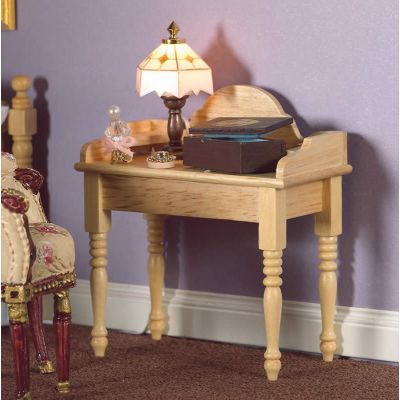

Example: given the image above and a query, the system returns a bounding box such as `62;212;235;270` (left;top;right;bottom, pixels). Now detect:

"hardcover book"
188;116;293;136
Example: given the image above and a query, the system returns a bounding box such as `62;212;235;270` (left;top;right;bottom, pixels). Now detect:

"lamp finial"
162;21;185;44
168;21;179;40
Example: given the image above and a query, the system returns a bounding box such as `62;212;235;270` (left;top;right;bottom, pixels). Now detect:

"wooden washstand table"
74;85;352;381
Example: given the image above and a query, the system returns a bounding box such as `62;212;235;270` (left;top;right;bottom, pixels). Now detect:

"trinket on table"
103;105;135;163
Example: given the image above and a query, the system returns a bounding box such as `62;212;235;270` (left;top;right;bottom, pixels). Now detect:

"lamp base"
162;95;188;160
162;144;183;160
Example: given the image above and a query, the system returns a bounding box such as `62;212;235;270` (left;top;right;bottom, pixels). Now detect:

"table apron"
100;175;324;223
102;175;260;223
285;181;323;219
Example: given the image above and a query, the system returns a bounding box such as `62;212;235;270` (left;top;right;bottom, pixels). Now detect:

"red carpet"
1;325;398;399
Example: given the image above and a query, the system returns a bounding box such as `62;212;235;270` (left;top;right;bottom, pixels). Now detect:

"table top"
75;155;284;188
75;136;352;190
75;86;352;189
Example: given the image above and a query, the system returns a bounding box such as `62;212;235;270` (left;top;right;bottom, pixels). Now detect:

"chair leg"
53;290;72;393
8;302;31;400
27;296;55;373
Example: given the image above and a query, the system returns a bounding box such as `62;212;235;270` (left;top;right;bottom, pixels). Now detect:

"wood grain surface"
75;84;352;382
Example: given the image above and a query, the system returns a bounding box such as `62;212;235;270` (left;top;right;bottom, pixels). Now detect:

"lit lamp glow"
136;21;213;158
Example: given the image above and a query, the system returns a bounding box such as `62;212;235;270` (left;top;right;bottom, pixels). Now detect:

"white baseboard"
62;279;398;362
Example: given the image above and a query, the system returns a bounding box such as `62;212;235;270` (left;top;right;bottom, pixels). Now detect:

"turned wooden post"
144;214;166;340
263;250;283;381
89;232;109;356
259;188;286;381
8;75;37;168
315;176;342;361
161;95;188;158
84;172;111;357
318;236;338;361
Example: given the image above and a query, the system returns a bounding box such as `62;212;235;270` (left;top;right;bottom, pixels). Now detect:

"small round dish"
146;160;176;169
146;150;176;169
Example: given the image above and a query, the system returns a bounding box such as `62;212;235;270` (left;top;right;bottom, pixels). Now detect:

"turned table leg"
144;214;166;340
259;188;286;381
315;176;342;362
263;250;283;381
318;236;338;361
89;232;109;356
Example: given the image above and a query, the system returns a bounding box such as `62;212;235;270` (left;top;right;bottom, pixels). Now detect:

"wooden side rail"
80;119;168;163
277;131;352;187
8;75;37;168
189;86;351;186
190;85;304;149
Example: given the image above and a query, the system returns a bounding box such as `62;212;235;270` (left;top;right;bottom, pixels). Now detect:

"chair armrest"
1;153;47;223
2;171;47;223
1;189;35;285
15;168;44;194
13;167;47;222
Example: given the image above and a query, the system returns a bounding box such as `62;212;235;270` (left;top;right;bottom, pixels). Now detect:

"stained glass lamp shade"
137;42;213;98
136;22;213;157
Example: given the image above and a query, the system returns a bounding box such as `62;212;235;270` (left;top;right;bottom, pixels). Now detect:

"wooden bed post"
8;75;37;168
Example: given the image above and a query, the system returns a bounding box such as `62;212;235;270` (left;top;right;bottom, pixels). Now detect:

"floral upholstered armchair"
1;152;76;400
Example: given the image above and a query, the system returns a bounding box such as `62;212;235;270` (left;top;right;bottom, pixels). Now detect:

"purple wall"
2;0;398;311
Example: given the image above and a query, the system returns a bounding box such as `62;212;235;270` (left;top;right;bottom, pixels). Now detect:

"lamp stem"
161;95;188;159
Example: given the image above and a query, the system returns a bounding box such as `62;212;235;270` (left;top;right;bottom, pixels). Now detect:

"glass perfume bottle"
104;106;131;142
103;105;134;163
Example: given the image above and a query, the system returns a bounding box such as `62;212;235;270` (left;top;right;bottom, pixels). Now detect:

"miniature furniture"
75;85;352;381
1;153;76;399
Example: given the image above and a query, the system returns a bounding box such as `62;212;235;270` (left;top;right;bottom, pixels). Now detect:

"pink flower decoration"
42;244;53;265
35;225;58;234
102;136;135;157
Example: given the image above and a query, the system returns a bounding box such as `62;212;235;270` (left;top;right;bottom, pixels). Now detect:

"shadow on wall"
262;87;311;137
201;25;252;89
165;217;262;297
150;8;394;347
1;77;52;217
165;218;181;290
335;133;388;352
164;25;389;314
164;24;253;293
32;77;51;218
1;83;14;152
274;105;389;311
338;133;388;304
164;129;388;350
